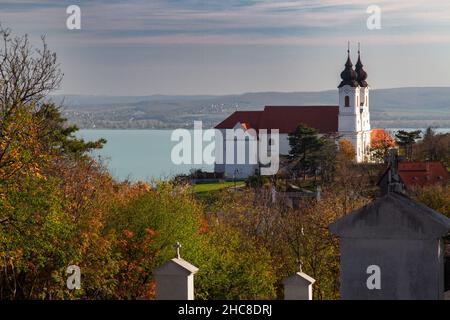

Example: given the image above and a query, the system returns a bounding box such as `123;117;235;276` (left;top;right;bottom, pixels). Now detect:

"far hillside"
55;87;450;129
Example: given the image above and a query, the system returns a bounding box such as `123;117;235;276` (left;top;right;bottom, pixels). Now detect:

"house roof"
329;192;450;239
215;111;262;131
153;257;199;275
282;272;316;286
398;161;449;188
215;106;339;134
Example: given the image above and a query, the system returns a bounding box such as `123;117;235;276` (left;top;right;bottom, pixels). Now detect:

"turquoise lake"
77;130;213;182
78;128;449;182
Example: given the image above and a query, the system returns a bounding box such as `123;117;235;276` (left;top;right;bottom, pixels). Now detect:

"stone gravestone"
283;263;316;300
153;242;199;300
329;192;450;300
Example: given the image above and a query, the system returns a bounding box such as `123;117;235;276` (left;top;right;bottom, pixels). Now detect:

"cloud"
1;0;450;46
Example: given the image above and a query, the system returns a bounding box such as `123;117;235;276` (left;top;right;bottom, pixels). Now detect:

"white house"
214;47;373;179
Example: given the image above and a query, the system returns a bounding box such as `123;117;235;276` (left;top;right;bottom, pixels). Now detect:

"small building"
153;242;199;300
283;270;316;300
329;192;450;300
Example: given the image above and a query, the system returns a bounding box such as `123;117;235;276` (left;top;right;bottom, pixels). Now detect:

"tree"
34;103;106;160
316;134;339;183
288;124;325;179
0;102;44;183
395;130;421;160
105;182;205;299
0;176;74;299
411;185;450;218
338;139;356;163
210;184;371;299
0;27;104;183
0;27;110;300
195;223;276;300
0;26;63;112
415;127;450;167
370;129;396;163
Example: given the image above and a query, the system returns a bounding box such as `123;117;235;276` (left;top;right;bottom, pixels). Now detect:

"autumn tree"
0;102;44;182
338;139;355;162
209;185;371;300
0;174;74;299
195;223;276;300
410;184;450;218
370;129;396;163
414;128;450;167
0;26;108;299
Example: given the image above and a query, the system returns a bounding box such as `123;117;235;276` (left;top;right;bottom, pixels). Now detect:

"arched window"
345;95;350;107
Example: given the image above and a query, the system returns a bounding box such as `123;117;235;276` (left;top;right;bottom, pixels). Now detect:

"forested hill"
55;87;450;129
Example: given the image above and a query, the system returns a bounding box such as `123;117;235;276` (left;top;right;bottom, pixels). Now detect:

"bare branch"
0;26;63;114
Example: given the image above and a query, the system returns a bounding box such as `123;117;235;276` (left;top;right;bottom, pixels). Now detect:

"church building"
214;47;374;179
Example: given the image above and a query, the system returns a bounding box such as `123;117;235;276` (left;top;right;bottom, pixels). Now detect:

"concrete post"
283;264;315;300
153;242;199;300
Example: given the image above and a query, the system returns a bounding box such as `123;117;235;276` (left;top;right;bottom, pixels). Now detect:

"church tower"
338;44;371;162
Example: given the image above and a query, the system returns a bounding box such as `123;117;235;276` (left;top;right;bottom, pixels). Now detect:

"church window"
345;96;350;107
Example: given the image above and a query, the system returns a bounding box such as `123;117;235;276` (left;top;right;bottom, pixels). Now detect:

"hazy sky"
1;0;450;95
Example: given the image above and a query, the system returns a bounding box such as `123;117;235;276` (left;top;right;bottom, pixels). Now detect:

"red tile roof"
398;161;449;188
215;111;262;131
215;106;339;134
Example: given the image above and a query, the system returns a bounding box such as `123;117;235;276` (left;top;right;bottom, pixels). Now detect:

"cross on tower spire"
355;42;368;87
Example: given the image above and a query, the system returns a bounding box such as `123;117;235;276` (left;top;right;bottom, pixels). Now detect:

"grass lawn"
193;181;246;194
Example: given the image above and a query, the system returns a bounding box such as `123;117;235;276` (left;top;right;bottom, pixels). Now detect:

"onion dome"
355;46;368;87
338;48;358;88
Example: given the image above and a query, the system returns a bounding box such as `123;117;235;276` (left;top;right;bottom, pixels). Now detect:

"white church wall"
338;80;371;163
339;116;357;133
214;129;226;173
216;126;260;179
279;134;290;155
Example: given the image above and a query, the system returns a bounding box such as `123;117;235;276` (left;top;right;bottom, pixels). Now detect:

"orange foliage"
0;104;47;183
338;139;355;161
113;226;159;299
371;128;396;149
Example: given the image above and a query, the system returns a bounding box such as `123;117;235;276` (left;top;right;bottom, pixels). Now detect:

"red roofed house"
378;160;449;194
214;48;373;178
397;161;449;189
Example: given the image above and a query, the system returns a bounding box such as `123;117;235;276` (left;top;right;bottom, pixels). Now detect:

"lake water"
78;128;450;182
77;130;213;182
